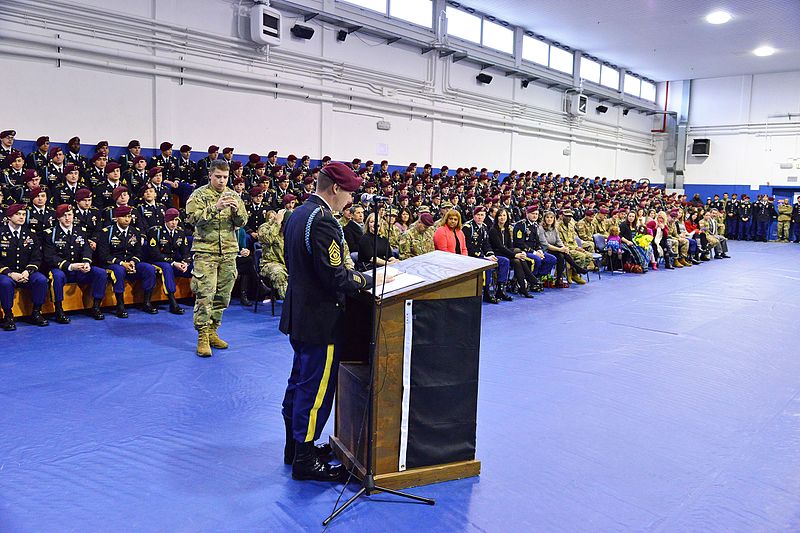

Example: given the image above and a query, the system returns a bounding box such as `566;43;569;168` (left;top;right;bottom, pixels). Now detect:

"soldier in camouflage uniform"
185;159;248;357
556;210;594;284
575;209;597;252
398;212;435;260
777;199;793;242
257;209;288;299
385;206;403;252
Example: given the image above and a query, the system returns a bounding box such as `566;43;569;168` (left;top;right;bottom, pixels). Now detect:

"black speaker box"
290;24;315;40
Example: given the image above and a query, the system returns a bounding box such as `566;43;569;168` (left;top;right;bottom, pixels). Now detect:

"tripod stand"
322;197;435;526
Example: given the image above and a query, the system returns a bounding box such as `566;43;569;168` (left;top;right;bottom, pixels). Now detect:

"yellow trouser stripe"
305;344;335;442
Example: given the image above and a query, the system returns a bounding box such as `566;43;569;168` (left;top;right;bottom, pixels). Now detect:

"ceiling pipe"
651;80;669;133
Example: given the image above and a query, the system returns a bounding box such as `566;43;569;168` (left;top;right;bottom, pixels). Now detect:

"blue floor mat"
1;241;799;532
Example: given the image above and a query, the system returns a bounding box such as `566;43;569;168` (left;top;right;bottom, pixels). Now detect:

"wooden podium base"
329;435;481;491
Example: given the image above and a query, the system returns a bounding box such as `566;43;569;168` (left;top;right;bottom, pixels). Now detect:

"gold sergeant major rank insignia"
328;239;341;266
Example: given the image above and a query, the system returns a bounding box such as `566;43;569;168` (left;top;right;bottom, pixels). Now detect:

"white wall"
686;71;800;186
1;0;660;180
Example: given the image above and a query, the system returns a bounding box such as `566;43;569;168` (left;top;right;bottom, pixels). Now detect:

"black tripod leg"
372;485;436;505
323;486;366;526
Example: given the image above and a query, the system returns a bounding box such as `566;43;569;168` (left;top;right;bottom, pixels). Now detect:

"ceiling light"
705;11;732;24
753;46;775;57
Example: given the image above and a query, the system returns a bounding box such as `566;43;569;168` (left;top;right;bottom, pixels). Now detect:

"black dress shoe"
88;307;105;320
30;311;49;327
2;318;16;331
283;442;334;465
292;445;346;482
55;313;71;324
141;303;159;315
116;306;129;319
169;305;185;315
482;293;499;304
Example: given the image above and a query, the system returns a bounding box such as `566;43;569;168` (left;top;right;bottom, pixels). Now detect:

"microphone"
359;193;390;203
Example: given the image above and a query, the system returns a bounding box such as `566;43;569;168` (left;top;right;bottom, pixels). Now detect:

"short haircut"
209;159;230;174
317;170;334;192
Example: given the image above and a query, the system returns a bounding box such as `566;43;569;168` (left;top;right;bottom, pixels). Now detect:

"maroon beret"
127;140;141;149
222;147;233;154
320;162;362;192
6;150;23;163
249;153;260;164
282;194;297;206
473;206;486;214
287;154;297;162
49;146;63;158
179;145;192;152
112;187;129;201
267;151;278;158
24;169;38;181
669;209;679;217
75;188;92;202
91;152;105;163
5;203;26;217
249;186;264;197
321;155;332;163
133;156;146;164
0;130;15;138
64;164;78;174
419;213;434;227
148;166;163;178
105;162;121;174
36;136;50;147
113;205;132;218
96;140;109;149
230;161;243;171
525;206;539;214
164;208;180;222
233;177;245;186
140;182;154;193
599;207;609;215
68;136;80;144
209;145;220;153
55;204;72;218
28;186;44;199
254;162;266;170
159;142;173;151
303;176;315;185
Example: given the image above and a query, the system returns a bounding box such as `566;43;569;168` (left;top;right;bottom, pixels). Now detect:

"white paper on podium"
368;266;425;295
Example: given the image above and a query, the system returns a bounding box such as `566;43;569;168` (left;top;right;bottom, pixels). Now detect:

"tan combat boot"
196;327;212;357
208;326;229;349
571;271;587;285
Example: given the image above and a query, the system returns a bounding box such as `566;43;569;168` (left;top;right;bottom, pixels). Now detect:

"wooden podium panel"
332;251;493;490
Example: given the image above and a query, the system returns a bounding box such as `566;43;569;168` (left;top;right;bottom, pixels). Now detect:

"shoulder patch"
328;239;342;266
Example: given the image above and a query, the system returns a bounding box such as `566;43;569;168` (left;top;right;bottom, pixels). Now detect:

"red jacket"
433;225;468;255
684;219;702;233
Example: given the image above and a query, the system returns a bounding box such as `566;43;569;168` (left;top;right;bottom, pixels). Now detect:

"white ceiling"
468;0;800;81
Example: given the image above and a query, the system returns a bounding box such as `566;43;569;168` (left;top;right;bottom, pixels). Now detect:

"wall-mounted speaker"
596;105;608;114
476;73;493;84
290;24;315;40
691;138;710;156
337;30;348;42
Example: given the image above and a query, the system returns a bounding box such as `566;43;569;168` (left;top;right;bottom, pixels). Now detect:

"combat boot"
2;309;16;331
142;290;159;314
196;327;212;357
208;326;229;349
54;302;71;324
570;271;587;285
482;284;499;304
29;306;49;327
88;298;105;320
292;441;345;482
496;283;513;301
283;418;333;465
115;293;128;318
167;292;185;315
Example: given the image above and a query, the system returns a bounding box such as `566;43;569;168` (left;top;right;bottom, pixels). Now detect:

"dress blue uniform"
280;193;370;445
0;219;48;326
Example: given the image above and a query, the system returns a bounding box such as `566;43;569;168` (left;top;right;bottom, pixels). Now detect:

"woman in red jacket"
684;210;710;260
433;209;468;255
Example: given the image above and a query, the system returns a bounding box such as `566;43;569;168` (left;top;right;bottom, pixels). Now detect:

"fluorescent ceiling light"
753;46;776;57
705;11;732;24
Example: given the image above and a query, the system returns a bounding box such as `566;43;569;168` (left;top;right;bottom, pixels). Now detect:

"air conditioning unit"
250;3;282;46
566;93;587;116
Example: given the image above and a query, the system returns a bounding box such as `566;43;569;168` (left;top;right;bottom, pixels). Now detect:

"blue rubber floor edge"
1;240;799;532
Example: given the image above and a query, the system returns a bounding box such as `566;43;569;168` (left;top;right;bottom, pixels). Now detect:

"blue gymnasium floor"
2;240;800;532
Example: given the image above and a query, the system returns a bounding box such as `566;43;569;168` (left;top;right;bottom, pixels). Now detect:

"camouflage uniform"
398;225;435;260
574;217;596;252
257;220;288;299
557;220;593;269
186;184;248;331
777;203;792;241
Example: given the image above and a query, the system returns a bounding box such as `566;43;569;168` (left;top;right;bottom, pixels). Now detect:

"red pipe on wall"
651;80;669;133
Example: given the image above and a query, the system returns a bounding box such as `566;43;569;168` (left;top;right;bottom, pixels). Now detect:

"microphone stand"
323;196;435;526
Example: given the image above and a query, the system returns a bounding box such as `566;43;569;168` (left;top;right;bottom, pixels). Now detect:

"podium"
331;251;495;491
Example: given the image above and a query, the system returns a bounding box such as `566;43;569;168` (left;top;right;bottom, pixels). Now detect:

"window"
338;0;386;13
446;6;481;44
522;35;548;65
482;20;513;54
600;65;619;90
641;81;656;101
580;57;600;84
549;46;573;75
623;74;641;97
390;0;432;28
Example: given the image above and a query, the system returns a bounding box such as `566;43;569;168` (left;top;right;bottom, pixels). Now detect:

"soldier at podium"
279;161;392;482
